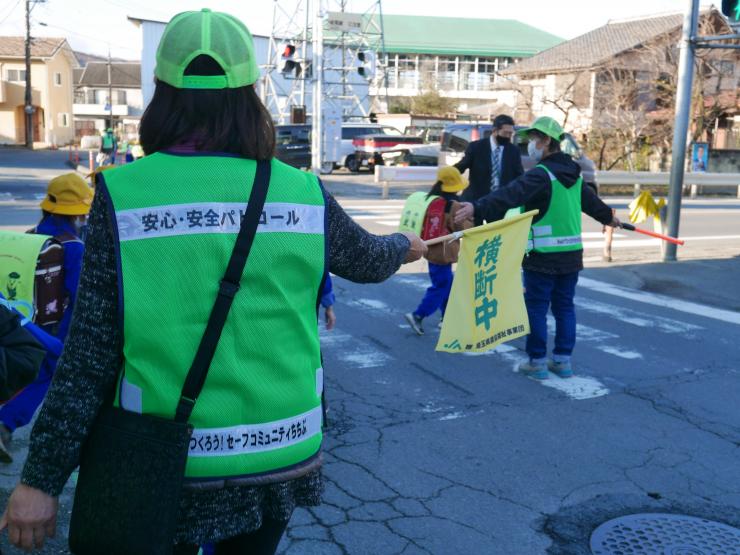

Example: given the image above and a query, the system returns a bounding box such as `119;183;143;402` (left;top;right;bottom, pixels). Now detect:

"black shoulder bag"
69;160;271;555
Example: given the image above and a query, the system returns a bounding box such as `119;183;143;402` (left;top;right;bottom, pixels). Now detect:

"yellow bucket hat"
437;166;468;193
40;173;94;216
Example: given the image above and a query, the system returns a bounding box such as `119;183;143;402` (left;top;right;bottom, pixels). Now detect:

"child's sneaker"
519;360;548;380
404;313;424;336
548;359;573;378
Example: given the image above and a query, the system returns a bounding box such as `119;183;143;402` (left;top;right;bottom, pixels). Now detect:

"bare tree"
587;11;738;171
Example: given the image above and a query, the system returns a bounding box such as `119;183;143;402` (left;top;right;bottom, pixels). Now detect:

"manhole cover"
590;513;740;555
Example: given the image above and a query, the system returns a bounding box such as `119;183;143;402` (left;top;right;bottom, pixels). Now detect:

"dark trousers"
174;517;289;555
523;270;579;360
414;263;453;319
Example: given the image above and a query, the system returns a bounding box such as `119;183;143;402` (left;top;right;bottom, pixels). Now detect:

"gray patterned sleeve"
325;192;410;283
21;189;122;497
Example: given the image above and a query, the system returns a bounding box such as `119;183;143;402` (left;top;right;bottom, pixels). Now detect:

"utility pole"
24;0;33;148
107;48;113;130
663;0;700;262
311;2;324;175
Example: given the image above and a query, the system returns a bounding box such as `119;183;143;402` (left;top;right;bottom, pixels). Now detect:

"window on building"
74;90;85;104
397;55;418;89
476;58;498;90
54;72;62;86
458;56;476;91
58;113;69;127
418;55;436;89
655;72;673;109
437;57;456;90
116;90;127;105
386;55;398;88
6;69;27;82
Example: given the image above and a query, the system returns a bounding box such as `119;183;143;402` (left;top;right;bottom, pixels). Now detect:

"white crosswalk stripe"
321;271;740;401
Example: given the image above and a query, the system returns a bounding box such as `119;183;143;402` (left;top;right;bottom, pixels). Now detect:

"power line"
39;21;140;54
0;0;22;25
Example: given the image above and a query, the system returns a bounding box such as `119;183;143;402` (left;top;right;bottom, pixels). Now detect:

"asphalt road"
0;150;738;554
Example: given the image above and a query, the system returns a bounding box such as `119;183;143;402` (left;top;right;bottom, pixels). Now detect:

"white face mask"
528;140;545;163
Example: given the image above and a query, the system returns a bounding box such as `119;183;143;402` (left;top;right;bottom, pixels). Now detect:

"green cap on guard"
155;8;260;89
517;116;565;141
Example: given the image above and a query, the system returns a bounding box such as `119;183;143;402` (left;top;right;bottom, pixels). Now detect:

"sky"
0;0;717;60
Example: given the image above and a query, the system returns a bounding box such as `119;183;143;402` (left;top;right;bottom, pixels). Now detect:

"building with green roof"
378;15;562;58
361;14;562;115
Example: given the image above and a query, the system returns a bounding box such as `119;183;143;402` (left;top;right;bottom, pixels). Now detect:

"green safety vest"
102;133;114;149
103;153;326;481
398;192;439;235
528;164;583;253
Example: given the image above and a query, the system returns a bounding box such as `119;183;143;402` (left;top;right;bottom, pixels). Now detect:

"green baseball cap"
155;8;260;89
517;116;565;142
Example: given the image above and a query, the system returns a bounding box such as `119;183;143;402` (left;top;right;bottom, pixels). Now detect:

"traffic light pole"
663;0;700;262
311;3;324;176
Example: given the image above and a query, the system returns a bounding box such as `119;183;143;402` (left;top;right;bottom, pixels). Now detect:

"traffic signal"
357;50;375;81
279;43;302;78
722;0;740;24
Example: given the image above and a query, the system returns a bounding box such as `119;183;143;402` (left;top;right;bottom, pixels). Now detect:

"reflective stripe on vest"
115;201;324;241
104;154;325;481
529;165;582;253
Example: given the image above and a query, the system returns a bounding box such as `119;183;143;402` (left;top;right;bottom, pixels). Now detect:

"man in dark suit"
454;115;524;210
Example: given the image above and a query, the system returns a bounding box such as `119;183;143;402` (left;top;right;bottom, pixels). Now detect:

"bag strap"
174;159;271;423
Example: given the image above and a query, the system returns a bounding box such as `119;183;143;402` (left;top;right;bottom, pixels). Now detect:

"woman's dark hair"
427;180;444;199
139;55;275;159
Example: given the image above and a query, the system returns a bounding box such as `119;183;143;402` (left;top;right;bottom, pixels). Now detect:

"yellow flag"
436;210;537;354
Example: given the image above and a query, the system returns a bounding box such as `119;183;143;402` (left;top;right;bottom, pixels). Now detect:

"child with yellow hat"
0;172;93;462
404;166;472;335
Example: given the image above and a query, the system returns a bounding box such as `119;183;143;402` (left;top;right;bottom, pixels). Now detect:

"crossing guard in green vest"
454;116;620;380
100;8;327;483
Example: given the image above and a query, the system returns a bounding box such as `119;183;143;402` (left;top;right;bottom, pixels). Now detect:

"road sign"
326;12;363;33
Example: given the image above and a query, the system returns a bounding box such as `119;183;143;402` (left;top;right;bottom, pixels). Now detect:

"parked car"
380;143;440;167
352;133;424;173
274;124;333;174
340;123;400;171
276;123;402;173
438;123;598;194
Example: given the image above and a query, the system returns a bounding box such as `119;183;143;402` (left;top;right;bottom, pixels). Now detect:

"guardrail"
595;171;740;199
375;166;740;199
374;166;438;198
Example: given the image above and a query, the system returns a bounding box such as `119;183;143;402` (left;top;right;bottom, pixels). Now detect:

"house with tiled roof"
0;36;77;146
498;9;739;153
73;61;143;140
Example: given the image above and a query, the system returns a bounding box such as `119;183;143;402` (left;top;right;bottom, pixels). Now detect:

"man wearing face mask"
454;114;523;222
455;117;619;380
0;173;92;462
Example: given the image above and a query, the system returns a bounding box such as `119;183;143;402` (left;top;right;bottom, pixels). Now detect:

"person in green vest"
455;117;620;380
99;128;117;165
1;8;426;554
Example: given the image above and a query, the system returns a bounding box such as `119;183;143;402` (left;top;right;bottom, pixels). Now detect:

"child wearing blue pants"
0;173;91;462
405;167;472;335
